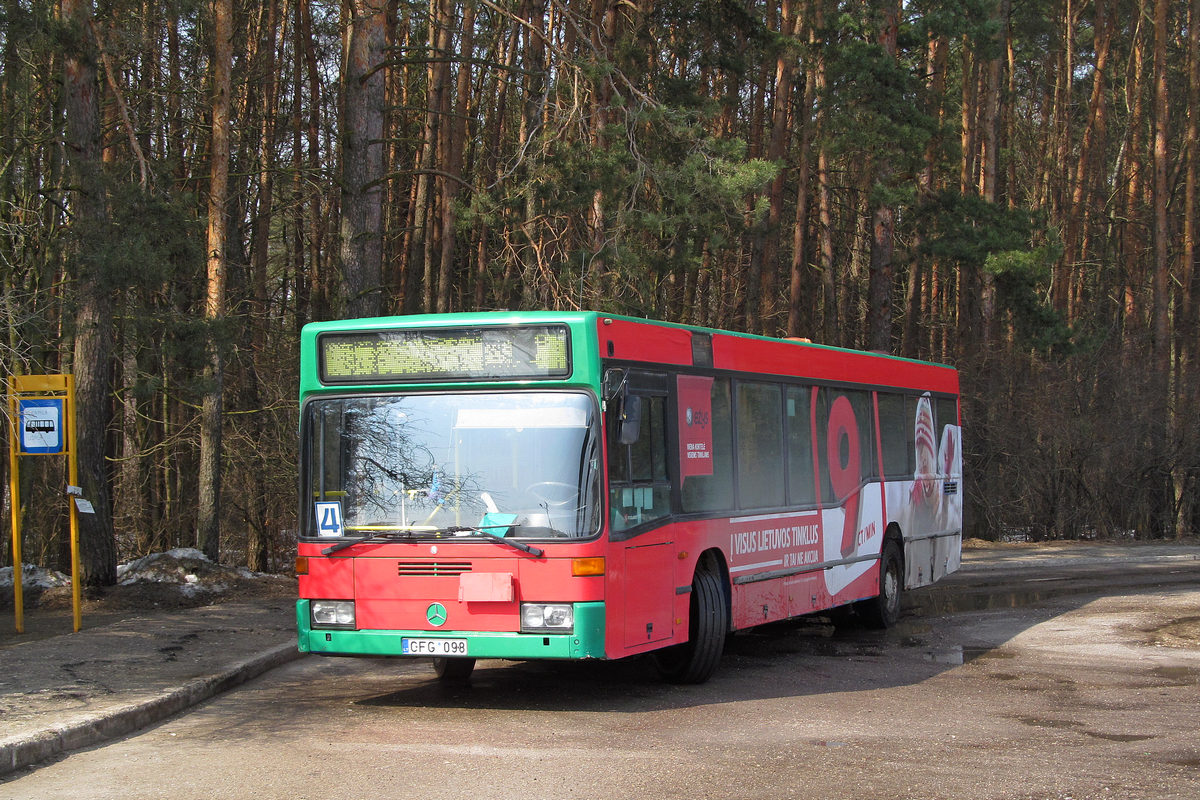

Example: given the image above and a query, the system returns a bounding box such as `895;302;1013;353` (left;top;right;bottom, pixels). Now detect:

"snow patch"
116;548;259;588
0;563;71;591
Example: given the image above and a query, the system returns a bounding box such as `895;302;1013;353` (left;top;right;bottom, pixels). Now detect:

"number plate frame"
401;638;468;656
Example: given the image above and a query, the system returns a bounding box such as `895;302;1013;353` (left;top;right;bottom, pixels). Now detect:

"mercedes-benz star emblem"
426;603;448;627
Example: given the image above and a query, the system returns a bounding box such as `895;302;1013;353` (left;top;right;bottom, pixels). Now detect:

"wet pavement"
2;541;1198;778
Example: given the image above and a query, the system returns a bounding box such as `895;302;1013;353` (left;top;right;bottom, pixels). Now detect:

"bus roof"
301;311;958;396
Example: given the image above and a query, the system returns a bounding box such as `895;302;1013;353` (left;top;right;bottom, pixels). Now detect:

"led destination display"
320;325;571;384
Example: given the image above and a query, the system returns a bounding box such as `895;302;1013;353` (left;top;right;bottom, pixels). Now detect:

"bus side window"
816;387;877;502
608;393;670;533
786;386;817;506
877;392;911;478
935;395;960;479
935;396;959;431
904;395;922;473
736;382;784;509
815;389;834;503
629;395;667;483
680;377;733;513
851;390;878;480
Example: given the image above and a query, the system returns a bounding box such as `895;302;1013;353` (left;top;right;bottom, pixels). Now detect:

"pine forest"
1;0;1198;583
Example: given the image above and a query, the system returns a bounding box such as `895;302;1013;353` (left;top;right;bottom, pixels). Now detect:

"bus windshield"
302;391;601;540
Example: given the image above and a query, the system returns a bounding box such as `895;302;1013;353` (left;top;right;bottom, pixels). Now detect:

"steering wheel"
524;481;578;508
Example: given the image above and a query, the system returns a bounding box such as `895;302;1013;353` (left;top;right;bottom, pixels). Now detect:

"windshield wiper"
442;526;544;557
322;525;544;557
321;528;428;555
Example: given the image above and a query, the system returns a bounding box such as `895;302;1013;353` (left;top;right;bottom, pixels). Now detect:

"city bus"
294;311;963;683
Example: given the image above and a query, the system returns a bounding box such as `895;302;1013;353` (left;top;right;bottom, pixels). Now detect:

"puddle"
921;646;967;665
799;638;886;660
1149;665;1200;685
917;644;1013;666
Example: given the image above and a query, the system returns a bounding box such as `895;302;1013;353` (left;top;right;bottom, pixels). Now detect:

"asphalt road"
3;576;1198;800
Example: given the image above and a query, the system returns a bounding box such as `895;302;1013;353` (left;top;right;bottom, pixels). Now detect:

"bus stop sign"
18;398;65;455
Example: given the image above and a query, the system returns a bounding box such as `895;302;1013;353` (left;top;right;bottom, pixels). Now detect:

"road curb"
0;642;304;778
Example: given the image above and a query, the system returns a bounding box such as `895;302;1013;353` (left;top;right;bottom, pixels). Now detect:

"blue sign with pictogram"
18;398;65;454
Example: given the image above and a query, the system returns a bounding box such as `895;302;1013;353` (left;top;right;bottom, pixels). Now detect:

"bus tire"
432;657;476;683
856;540;903;628
651;568;728;684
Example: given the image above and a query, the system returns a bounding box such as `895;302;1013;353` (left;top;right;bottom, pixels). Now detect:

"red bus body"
296;313;962;682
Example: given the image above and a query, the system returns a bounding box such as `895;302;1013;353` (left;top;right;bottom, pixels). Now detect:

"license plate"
402;638;468;656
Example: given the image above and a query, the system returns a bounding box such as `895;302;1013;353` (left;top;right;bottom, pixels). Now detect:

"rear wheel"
652;568;728;684
856;540;903;628
432;657;476;684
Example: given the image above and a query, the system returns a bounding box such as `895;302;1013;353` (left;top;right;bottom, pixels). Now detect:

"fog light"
311;600;355;629
520;603;573;633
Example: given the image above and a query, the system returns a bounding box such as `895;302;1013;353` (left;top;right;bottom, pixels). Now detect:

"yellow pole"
66;375;81;632
8;378;23;634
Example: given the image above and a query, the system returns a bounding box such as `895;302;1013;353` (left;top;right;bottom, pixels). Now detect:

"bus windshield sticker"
319;325;571;384
314;501;344;538
677;374;714;477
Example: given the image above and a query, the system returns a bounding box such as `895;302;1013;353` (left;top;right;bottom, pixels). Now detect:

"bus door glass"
605;369;674;648
605;372;671;534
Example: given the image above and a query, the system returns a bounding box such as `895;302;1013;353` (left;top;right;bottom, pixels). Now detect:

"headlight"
520;603;574;633
311;600;356;629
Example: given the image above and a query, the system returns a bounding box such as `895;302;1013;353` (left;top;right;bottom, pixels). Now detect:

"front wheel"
856;540;903;628
432;657;476;684
652;569;728;684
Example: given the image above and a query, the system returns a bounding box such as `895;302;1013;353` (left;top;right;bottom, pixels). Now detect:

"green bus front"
294;313;611;666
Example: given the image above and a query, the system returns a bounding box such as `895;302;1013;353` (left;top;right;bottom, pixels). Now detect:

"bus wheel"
652;569;728;684
856;540;903;628
432;657;476;684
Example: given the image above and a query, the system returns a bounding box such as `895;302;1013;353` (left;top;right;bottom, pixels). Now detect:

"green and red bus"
295;312;963;683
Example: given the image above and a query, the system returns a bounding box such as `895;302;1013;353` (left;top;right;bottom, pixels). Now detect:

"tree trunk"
752;0;799;336
245;0;281;572
812;0;836;343
978;0;1010;347
903;31;946;359
788;1;816;339
866;0;899;353
1151;0;1172;535
1063;0;1111;320
437;0;472;313
198;0;233;562
298;0;327;322
62;0;117;586
1051;0;1075;314
339;0;387;318
1181;0;1200;535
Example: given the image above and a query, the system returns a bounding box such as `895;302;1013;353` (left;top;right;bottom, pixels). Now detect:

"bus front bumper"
296;599;606;660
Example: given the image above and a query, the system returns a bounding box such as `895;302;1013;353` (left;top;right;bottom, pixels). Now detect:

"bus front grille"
396;561;473;577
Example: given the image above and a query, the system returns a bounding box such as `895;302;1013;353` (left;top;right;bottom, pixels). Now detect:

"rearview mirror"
618;394;643;446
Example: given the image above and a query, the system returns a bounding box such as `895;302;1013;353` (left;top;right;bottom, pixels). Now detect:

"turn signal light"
571;557;605;576
294;556;309;576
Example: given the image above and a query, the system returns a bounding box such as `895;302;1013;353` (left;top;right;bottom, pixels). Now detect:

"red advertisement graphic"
677;374;714;477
